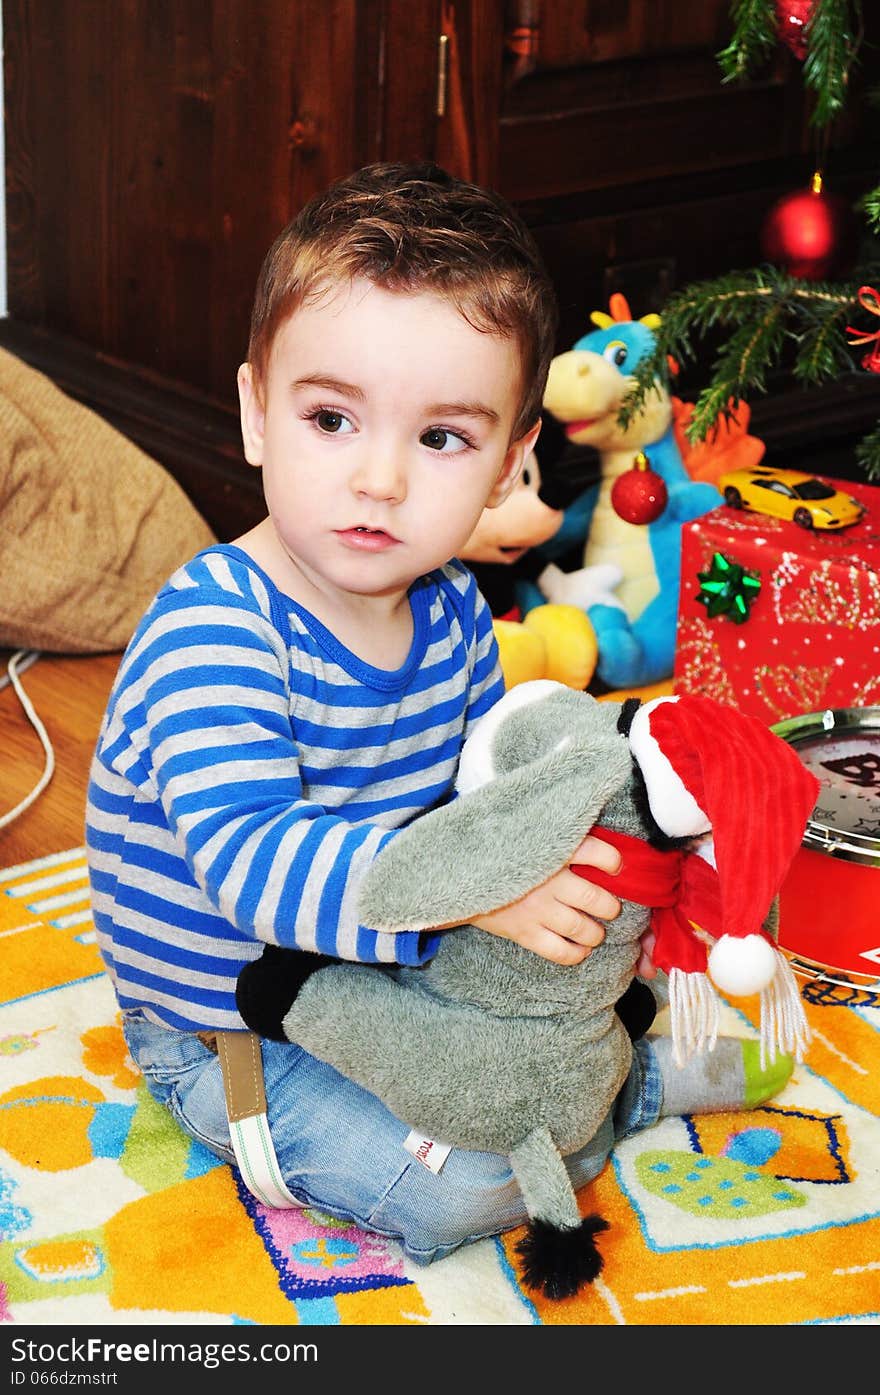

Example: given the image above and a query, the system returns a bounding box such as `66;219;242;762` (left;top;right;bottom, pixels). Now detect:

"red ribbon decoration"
846;285;880;373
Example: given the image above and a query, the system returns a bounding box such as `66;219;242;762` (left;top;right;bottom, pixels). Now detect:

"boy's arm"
110;586;435;967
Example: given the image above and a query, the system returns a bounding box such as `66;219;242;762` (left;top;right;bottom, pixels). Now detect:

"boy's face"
238;278;539;609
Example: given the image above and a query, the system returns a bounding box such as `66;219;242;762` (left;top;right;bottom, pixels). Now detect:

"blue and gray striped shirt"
85;545;503;1031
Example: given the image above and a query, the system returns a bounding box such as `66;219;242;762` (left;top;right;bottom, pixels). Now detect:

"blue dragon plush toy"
521;294;722;689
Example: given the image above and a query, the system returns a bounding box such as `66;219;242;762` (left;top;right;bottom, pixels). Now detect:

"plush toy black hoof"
236;944;335;1041
515;1215;610;1300
615;977;657;1042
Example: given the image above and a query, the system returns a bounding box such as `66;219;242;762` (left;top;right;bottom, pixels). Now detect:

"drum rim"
772;705;880;866
782;949;880;990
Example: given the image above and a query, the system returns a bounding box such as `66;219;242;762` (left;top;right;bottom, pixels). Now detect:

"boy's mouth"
337;525;400;550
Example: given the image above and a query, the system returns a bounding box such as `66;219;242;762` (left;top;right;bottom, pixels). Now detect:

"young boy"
86;162;792;1264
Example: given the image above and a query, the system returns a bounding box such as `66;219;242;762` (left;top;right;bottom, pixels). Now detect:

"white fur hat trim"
628;696;711;838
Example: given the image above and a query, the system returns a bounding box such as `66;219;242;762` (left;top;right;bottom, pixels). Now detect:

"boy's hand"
470;834;621;965
636;928;657;980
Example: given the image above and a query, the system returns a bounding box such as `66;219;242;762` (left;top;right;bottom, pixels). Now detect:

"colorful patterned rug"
2;848;879;1327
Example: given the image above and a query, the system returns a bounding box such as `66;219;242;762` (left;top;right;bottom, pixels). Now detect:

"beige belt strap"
216;1030;302;1208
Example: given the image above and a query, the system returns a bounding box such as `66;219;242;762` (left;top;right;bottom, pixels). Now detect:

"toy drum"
772;706;880;985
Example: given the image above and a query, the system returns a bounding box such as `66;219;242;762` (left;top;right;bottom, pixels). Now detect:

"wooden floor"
0;648;121;868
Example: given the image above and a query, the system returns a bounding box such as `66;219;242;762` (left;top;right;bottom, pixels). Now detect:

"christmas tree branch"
716;0;863;129
618;270;862;436
803;0;862;127
680;307;789;440
793;299;857;380
668;282;853;315
717;0;778;81
719;302;789;385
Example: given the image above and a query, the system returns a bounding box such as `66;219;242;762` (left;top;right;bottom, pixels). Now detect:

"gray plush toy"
237;680;819;1299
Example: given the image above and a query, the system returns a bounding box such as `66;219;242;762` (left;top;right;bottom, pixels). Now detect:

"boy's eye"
314;408;354;434
421;427;470;454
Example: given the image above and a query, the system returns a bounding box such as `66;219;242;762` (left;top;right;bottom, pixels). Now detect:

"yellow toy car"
718;465;865;530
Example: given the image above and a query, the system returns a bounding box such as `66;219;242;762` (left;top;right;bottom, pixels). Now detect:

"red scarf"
572;824;739;975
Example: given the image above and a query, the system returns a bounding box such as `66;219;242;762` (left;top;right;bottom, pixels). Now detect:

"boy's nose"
350;449;407;502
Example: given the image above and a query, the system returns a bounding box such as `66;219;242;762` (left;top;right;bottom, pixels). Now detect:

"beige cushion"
0;346;217;654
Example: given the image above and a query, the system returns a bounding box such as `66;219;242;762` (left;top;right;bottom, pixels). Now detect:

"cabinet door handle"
436;32;449;117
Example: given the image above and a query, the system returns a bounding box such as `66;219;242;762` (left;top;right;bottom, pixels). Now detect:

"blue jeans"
122;1010;662;1264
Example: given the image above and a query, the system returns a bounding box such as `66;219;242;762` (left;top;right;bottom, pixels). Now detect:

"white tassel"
668;968;720;1067
759;950;811;1067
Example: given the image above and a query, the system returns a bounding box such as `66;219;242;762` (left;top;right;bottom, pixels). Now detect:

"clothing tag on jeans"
403;1129;452;1174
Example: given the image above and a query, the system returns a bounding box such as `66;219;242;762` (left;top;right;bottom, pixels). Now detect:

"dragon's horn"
589;310;614;329
640;312;662;330
609;292;632;322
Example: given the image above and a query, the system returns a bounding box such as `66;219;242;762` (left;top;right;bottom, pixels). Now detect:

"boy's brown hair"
246;162;558;440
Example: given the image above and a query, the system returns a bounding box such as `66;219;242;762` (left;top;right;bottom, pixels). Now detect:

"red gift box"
673;476;880;724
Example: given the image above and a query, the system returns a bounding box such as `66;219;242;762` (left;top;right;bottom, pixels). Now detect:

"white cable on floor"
0;650;55;829
0;648;39;691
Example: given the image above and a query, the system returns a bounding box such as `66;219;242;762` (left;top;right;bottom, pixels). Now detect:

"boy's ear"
237;362;265;468
485;418;542;508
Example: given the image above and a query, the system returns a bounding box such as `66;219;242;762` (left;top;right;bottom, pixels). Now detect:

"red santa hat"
628;694;820;1000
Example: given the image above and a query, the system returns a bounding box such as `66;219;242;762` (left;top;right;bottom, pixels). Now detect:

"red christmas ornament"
775;0;814;61
611;451;668;525
761;173;858;281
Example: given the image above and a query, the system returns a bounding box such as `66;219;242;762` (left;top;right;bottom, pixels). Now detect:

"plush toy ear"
357;695;633;933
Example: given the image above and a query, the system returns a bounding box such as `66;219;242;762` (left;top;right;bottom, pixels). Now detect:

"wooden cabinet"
3;1;880;538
